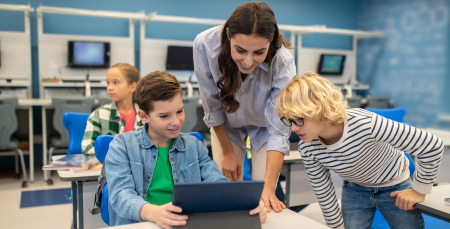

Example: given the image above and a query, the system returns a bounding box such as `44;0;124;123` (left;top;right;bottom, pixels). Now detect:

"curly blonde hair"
276;71;348;125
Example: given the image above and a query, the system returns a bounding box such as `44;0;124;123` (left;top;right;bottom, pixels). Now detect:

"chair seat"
50;136;65;148
0;138;18;151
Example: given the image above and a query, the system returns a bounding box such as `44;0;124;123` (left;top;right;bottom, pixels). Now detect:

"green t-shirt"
145;139;174;206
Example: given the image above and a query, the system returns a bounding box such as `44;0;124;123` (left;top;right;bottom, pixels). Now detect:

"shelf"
42;81;107;88
37;6;145;19
0;3;34;12
0;80;31;87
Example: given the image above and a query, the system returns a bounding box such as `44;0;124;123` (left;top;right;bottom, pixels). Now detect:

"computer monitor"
68;41;110;68
166;46;194;71
317;54;346;75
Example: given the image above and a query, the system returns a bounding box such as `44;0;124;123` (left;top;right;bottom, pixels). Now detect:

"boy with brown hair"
105;71;266;228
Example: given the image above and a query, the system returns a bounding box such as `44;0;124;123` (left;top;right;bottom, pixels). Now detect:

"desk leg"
29;106;34;183
78;181;84;229
42;107;48;182
72;181;77;229
285;164;291;208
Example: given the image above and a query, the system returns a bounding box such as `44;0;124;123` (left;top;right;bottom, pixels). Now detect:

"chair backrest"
97;96;112;107
365;107;406;123
366;96;390;109
180;96;199;133
95;135;115;164
52;96;94;147
63;112;91;155
0;96;19;150
346;96;362;108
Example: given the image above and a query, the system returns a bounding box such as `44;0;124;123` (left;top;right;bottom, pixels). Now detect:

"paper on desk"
42;154;102;171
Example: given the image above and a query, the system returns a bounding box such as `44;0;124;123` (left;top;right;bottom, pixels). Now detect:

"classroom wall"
0;0;360;162
0;0;359;97
357;0;450;129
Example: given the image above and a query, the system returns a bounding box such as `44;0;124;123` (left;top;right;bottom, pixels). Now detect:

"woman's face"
227;28;271;75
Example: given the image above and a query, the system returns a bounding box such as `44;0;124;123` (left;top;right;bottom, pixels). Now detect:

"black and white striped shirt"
299;109;444;228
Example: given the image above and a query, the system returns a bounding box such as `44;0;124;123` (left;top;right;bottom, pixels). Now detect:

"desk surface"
18;98;101;107
284;150;302;164
97;209;328;229
53;155;100;182
424;128;450;149
18;98;52;107
417;185;450;221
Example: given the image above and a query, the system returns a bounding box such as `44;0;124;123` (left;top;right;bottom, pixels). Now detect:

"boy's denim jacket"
105;123;229;226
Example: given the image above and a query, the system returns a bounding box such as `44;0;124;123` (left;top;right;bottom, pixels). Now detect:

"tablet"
172;181;264;214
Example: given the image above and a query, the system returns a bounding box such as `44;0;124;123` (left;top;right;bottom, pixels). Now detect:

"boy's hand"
143;203;188;229
390;188;426;210
222;150;242;181
250;201;267;223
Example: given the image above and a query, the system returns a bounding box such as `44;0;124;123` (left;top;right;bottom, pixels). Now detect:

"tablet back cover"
173;181;264;214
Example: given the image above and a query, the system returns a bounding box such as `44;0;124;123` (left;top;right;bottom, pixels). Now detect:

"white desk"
417;184;450;223
423;129;450;184
53;155;104;229
17;99;52;183
97;208;328;229
283;150;343;207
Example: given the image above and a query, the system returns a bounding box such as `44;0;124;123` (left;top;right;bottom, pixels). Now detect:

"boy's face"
138;93;185;145
291;117;326;143
106;68;136;103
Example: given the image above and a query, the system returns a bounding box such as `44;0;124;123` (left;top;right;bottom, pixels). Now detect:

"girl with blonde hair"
276;71;443;229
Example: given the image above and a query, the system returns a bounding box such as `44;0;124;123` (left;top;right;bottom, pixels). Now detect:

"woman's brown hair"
217;1;291;113
109;63;140;100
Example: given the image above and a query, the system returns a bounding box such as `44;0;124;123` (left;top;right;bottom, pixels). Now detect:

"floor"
0;167;73;229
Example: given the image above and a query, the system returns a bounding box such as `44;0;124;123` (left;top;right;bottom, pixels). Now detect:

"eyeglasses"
280;116;304;127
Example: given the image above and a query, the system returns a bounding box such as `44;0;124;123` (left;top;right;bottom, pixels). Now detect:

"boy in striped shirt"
276;71;443;229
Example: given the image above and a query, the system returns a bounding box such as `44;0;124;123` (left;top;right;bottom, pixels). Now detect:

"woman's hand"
261;185;286;213
140;203;188;229
390;188;426;210
250;201;268;223
222;150;242;181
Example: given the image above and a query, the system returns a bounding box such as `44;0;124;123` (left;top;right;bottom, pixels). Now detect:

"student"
105;71;267;228
82;63;144;155
275;71;444;229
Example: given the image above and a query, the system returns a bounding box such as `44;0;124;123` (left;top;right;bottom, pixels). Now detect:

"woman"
193;2;295;212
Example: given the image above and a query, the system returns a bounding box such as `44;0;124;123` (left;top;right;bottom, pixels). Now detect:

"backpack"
88;164;107;215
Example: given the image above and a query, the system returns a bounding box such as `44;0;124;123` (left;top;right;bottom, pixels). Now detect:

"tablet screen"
172;181;264;214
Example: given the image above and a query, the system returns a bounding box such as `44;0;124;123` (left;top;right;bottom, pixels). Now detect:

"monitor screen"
318;54;346;75
166;46;194;70
68;41;110;68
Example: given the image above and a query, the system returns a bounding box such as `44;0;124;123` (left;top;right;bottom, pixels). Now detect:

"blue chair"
63;112;91;155
365;107;406;123
47;112;91;185
366;108;417;228
94;132;205;226
94;135;114;225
